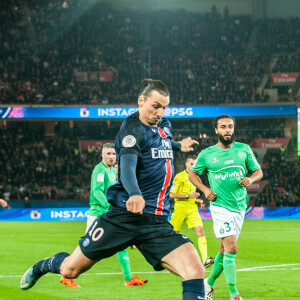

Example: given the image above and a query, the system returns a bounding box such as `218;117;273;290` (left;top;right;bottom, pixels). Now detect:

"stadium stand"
1;1;299;105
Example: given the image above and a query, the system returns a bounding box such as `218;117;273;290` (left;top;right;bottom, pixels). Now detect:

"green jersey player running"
189;115;263;300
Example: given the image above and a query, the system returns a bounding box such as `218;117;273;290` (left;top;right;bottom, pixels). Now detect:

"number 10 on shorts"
89;221;105;241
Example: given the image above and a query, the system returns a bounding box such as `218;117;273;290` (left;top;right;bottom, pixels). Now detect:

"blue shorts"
79;205;192;271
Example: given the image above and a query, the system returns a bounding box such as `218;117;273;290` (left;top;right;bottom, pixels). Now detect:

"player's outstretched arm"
0;198;8;207
177;137;199;152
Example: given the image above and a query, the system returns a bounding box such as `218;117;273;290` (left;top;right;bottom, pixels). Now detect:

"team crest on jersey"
212;157;219;163
122;135;136;147
163;127;170;135
83;238;90;247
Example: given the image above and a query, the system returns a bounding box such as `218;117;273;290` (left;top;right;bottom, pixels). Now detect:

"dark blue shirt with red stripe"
107;111;174;216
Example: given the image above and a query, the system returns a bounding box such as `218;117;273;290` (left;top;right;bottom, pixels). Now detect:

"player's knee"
227;244;237;254
185;262;205;280
60;267;80;279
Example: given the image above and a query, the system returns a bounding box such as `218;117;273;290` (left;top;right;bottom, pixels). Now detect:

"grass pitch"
0;219;299;299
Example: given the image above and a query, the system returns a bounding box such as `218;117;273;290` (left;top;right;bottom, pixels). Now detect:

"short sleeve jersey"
170;170;197;206
192;142;260;212
107;111;174;216
89;161;117;216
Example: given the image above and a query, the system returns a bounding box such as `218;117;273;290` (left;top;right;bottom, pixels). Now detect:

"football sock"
207;251;224;287
33;252;70;276
197;236;208;262
223;252;239;298
117;249;132;281
182;279;205;300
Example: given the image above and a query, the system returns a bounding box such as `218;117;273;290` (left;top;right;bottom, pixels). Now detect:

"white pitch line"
1;264;300;279
237;263;300;272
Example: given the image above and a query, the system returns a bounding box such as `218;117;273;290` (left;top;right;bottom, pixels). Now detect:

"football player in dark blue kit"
20;79;206;299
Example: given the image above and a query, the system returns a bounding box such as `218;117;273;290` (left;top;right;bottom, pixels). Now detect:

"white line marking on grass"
2;264;300;279
237;263;300;272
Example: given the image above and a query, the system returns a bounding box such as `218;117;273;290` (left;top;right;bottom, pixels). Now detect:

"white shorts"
210;205;245;240
86;215;98;234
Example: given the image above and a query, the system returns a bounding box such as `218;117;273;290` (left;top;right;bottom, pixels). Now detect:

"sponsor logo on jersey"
212;157;219;163
224;159;234;165
151;128;156;133
122;135;136;147
162;139;171;149
214;170;243;180
151;148;174;159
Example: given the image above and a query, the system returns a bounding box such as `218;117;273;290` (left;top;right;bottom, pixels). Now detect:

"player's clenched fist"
239;177;253;187
203;188;216;201
126;195;145;214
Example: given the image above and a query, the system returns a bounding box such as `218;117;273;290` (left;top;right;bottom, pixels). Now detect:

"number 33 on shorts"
218;218;236;236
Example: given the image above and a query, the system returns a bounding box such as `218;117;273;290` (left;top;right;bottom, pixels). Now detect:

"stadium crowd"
251;148;300;207
1;1;299;106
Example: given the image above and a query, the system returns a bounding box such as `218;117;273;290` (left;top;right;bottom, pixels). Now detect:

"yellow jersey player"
170;155;214;268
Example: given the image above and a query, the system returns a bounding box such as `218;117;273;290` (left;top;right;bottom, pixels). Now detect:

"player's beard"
218;133;235;146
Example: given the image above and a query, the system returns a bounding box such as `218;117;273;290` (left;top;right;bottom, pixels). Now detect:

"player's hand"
239;177;253;187
0;199;8;208
178;137;199;152
196;198;205;208
203;188;216;201
189;192;200;198
126;195;145;214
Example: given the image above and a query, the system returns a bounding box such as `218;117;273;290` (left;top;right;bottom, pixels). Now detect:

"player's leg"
117;249;132;281
21;206;135;290
170;205;186;233
161;243;205;300
221;210;245;300
207;239;224;287
186;208;214;268
221;235;240;299
59;214;97;288
207;206;245;300
137;217;205;300
20;246;95;290
117;248;148;286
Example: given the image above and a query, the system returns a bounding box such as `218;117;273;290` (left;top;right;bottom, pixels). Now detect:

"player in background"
21;79;206;300
170;155;215;268
0;199;8;207
189;114;263;300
